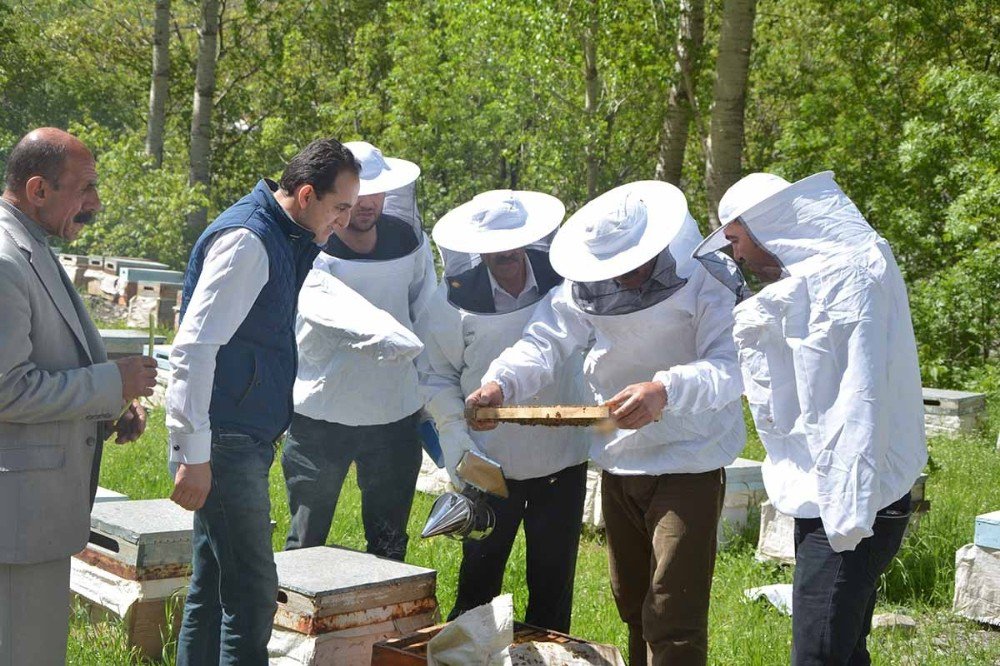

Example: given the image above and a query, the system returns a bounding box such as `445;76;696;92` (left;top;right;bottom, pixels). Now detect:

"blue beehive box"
974;511;1000;550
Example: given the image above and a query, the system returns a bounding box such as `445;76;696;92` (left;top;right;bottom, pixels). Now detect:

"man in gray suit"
0;128;158;665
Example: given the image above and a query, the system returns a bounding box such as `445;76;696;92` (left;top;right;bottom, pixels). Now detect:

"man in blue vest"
166;138;360;665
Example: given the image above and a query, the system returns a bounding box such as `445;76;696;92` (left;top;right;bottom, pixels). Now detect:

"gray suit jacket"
0;199;122;564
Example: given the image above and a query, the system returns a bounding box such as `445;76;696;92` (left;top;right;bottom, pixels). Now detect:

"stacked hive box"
83;255;107;296
953;511;1000;626
116;267;183;306
922;387;986;435
58;253;89;287
71;499;194;659
127;280;183;328
719;458;767;545
268;546;439;665
98;329;166;361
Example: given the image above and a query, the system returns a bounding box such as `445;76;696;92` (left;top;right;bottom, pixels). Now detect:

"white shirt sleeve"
414;289;478;478
481;281;593;404
166;229;269;464
653;270;745;414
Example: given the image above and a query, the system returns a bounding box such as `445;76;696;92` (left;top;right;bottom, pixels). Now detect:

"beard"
348;214;378;232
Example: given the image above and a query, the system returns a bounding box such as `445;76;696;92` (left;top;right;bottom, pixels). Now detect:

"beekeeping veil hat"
344;141;420;197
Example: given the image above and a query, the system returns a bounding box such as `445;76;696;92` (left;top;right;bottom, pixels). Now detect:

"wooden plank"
466;405;611;426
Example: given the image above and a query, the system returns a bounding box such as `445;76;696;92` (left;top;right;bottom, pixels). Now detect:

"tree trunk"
186;0;220;232
145;0;170;167
654;0;705;186
582;0;600;199
704;0;757;228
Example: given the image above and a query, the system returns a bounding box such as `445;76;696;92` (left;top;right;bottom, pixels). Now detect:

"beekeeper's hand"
171;462;212;510
465;382;503;431
607;381;667;430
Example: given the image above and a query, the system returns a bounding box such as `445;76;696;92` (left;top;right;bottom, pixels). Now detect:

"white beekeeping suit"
482;182;746;475
295;269;425;405
694;171;927;552
294;154;437;425
416;229;589;483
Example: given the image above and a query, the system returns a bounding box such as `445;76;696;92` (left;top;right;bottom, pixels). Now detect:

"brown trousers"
602;468;725;666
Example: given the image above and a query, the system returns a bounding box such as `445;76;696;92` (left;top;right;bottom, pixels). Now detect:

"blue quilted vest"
180;179;320;443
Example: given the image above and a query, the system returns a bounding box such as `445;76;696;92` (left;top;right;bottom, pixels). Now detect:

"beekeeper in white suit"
693;171;927;666
285;141;437;562
467;181;745;666
416;190;590;633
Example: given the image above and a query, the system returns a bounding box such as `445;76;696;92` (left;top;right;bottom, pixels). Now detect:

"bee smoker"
421;450;508;542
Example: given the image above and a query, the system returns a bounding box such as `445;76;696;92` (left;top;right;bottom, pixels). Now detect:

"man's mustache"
73;211;96;225
492;253;520;264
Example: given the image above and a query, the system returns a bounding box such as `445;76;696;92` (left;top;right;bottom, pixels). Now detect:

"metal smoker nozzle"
421;450;507;541
420;486;496;540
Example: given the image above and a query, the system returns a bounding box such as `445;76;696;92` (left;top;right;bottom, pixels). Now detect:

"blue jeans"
792;493;912;666
175;432;278;666
281;411;421;560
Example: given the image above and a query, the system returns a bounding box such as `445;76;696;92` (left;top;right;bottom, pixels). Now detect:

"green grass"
70;408;1000;664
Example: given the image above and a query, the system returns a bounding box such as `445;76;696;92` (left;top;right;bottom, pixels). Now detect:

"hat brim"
721;170;835;226
432;191;565;255
357;157;421;196
692;224;731;259
550;181;688;282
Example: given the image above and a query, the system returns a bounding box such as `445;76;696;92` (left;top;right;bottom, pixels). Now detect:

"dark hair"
279;138;360;198
3;135;69;191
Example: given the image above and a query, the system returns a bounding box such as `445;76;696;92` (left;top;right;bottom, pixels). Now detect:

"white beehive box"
974;511;1000;550
72;499;194;660
922;387;986;435
269;546;439;665
103;256;168;274
719;458;767;545
98;329;167;360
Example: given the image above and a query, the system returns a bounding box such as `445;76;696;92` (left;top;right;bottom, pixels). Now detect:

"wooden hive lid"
922;387;986;414
90;499;193;546
275;546;435;602
83;499;195;576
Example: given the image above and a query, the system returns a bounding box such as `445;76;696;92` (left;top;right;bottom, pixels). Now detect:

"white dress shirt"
166;229;269;464
487;256;539;314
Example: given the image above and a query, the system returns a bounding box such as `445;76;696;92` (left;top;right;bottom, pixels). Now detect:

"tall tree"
582;0;601;198
704;0;757;227
654;0;705;185
187;0;220;232
145;0;171;166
